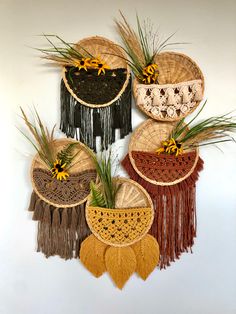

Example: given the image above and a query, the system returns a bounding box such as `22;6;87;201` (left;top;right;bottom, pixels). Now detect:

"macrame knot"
152;88;162;106
193;82;203;101
136;87;146;104
166;87;177;106
180;85;190;103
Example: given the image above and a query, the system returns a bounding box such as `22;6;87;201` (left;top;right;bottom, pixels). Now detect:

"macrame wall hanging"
80;177;160;289
28;138;97;259
133;52;204;121
122;119;204;269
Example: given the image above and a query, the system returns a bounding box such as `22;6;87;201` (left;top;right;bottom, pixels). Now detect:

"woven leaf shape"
105;246;136;289
80;234;108;277
86;206;153;247
131;234;160;280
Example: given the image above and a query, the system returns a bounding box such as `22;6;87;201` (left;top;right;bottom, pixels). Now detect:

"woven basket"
133;52;204;121
86;177;154;247
31;138;96;208
62;36;130;108
129;119;199;186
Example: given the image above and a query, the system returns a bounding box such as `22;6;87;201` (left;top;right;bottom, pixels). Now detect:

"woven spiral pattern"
133;52;204;121
86;206;152;247
62;36;130;108
86;177;154;247
131;151;197;183
129;119;199;185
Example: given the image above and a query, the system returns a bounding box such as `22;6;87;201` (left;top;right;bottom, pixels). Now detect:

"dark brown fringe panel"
121;154;204;269
28;192;91;259
60;76;132;152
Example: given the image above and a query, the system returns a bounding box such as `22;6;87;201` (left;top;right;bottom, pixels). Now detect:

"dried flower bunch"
37;34;110;76
115;13;180;84
20;108;79;180
156;101;236;156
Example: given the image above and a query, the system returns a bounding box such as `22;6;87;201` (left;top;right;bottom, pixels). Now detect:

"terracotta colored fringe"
60;77;132;152
28;192;91;259
121;154;204;269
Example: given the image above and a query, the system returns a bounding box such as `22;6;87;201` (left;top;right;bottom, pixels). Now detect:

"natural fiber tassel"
131;235;160;280
28;191;37;211
80;235;108;278
181;85;190;103
105;246;136;289
152;89;161;106
193;82;203;101
166;88;176;106
32;199;44;221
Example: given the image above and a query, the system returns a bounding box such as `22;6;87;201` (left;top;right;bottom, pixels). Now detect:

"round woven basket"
62;36;130;108
133;52;204;121
31;138;96;208
129;119;199;186
86;177;154;247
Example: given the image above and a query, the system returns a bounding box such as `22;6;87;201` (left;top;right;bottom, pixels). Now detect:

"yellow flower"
142;63;159;84
90;57;110;75
74;58;91;71
156;138;183;156
51;159;69;180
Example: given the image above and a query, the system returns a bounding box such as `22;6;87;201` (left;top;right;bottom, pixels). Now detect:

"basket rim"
85;177;154;247
31;138;97;208
128;119;199;186
62;36;131;108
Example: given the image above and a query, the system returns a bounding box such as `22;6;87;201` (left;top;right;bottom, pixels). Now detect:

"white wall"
0;0;236;313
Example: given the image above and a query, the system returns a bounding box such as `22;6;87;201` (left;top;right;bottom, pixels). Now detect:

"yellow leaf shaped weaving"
80;235;108;278
131;234;160;280
105;246;136;289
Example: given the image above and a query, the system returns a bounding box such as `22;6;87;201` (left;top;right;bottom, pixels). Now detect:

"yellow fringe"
105;246;136;289
80;235;108;278
131;234;160;280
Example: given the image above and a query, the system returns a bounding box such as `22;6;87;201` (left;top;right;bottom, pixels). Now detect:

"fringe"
60;76;132;152
29;193;91;259
121;154;204;269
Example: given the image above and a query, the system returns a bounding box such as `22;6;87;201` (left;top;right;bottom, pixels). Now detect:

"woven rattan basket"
129;119;199;186
86;177;154;247
62;36;130;108
133;52;204;121
31;138;96;208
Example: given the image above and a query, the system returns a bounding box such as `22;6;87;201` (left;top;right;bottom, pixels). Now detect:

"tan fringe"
28;193;91;259
122;154;204;269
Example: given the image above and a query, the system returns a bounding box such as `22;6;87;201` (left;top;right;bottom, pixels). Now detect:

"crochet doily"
131;151;198;184
135;79;203;121
33;168;97;207
86;206;153;247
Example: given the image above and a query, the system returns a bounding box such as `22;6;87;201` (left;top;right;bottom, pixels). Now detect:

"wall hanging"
122;103;236;268
20;109;97;259
79;153;160;289
38;35;132;151
115;13;204;121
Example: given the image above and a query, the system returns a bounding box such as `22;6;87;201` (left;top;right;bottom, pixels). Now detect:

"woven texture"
86;206;153;247
133;52;204;121
62;36;130;108
86;177;154;247
129;119;198;185
131;151;197;183
31;138;96;207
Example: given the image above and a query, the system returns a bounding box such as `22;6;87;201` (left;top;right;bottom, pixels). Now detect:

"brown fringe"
121;154;204;269
29;192;91;259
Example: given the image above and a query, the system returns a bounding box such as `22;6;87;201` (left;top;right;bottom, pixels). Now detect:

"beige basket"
129;119;199;186
62;36;131;108
86;177;154;247
31;138;96;208
133;52;204;121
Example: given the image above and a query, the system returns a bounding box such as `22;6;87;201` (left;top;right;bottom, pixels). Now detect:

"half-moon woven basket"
133;52;204;121
129;119;199;186
86;177;154;247
31;138;96;208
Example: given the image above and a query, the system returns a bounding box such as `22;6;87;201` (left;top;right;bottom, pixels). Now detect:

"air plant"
36;34;110;76
19;107;78;180
115;12;183;84
156;101;236;156
89;150;120;209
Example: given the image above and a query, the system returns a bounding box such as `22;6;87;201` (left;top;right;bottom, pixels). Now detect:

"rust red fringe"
122;154;204;269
